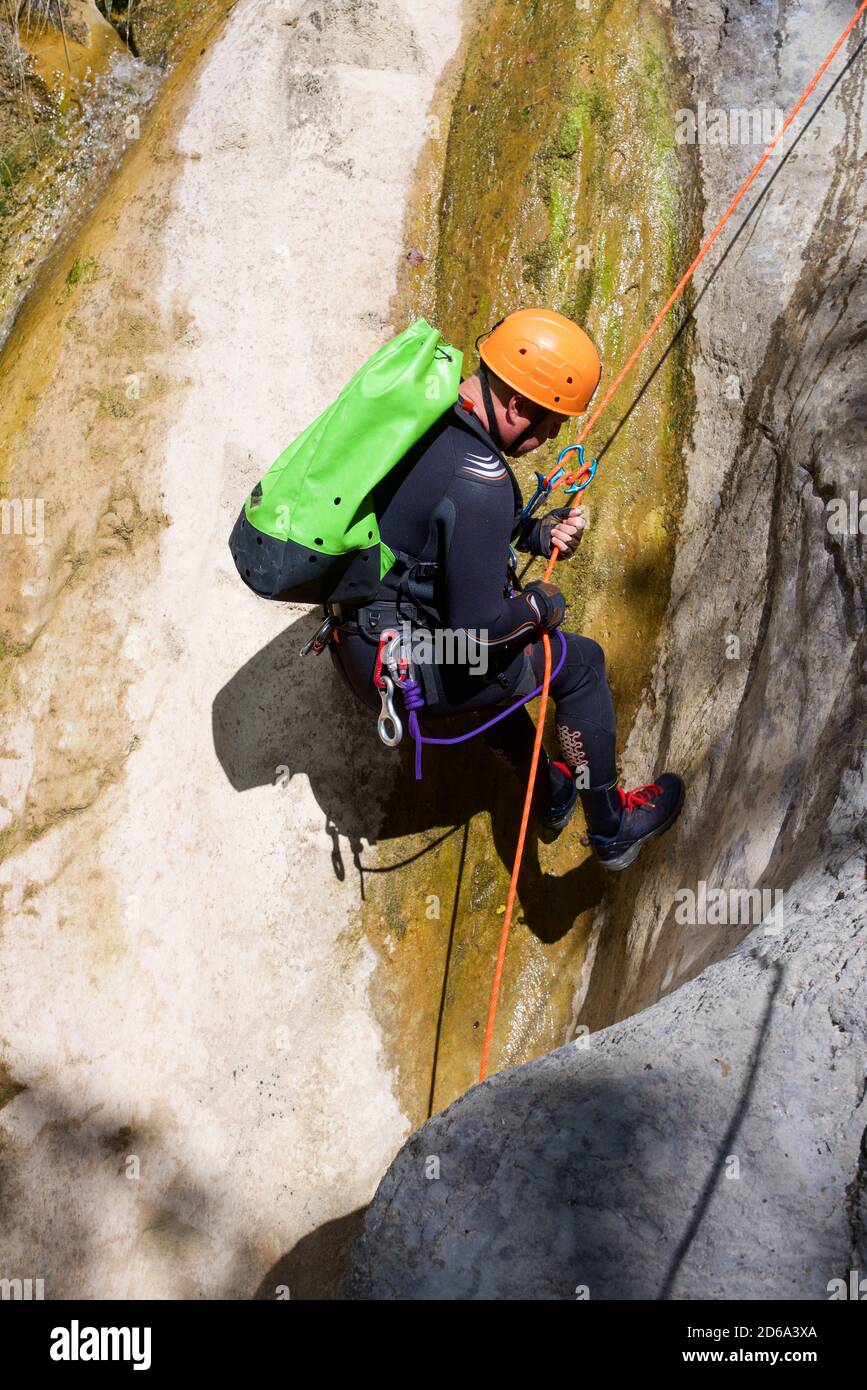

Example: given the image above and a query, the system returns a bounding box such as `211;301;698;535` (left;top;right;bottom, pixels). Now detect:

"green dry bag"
229;318;462;605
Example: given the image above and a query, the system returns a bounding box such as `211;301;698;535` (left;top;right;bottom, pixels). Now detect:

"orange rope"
478;625;552;1081
478;0;867;1083
562;0;867;463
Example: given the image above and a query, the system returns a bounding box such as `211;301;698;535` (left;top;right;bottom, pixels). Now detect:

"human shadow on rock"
213;610;606;934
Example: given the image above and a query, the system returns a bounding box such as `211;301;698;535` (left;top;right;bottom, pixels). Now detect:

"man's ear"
507;392;533;423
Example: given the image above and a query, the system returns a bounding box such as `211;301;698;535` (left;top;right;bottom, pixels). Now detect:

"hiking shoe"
586;773;684;871
539;761;580;840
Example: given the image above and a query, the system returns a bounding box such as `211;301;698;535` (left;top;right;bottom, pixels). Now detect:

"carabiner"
299;613;336;657
377;674;403;747
516;466;566;526
383;630;411;687
557;442;598;494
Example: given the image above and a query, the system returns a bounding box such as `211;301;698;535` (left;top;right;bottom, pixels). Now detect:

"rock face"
126;0;218;66
0;0;463;1300
14;1;124;87
348;893;866;1299
1;0;863;1305
0;2;162;345
348;0;866;1299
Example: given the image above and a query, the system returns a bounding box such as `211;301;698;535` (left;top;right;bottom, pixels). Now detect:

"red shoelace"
619;782;662;813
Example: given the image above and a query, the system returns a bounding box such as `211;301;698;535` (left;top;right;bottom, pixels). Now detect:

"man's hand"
540;505;587;559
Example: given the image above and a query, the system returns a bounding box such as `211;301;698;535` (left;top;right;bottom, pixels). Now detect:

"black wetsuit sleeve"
513;513;544;555
442;469;542;653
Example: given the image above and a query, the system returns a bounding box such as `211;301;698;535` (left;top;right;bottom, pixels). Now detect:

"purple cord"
401;629;568;780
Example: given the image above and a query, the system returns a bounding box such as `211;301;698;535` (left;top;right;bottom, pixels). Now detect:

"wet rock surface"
348;0;866;1299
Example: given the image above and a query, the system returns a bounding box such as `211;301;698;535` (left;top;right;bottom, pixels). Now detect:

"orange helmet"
478;307;601;416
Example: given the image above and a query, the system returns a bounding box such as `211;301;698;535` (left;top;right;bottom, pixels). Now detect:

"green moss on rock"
378;0;701;1109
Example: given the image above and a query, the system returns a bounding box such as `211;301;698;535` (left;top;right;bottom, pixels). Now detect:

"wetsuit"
329;398;617;803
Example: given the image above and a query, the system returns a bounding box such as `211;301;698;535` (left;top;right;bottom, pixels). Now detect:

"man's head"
460;307;602;458
465;373;569;457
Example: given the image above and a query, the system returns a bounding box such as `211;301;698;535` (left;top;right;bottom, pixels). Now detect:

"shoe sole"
595;784;686;872
539;794;580;842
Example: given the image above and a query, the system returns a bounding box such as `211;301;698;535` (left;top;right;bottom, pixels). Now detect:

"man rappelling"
326;308;684;870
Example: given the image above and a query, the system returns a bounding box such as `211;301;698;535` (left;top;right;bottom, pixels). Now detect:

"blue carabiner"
557;442;598;494
517;465;565;526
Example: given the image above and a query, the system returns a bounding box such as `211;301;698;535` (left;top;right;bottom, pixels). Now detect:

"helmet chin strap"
478;359;504;454
478;359;545;455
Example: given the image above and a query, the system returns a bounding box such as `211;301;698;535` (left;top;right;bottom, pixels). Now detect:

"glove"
539;505;586;558
523;580;566;632
514;506;582;558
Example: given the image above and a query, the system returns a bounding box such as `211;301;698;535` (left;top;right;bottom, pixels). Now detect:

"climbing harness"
400;630;569;780
367;615;570;774
478;0;867;1082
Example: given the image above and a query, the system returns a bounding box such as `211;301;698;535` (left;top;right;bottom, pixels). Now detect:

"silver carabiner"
377;674;403;747
383;631;408;683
